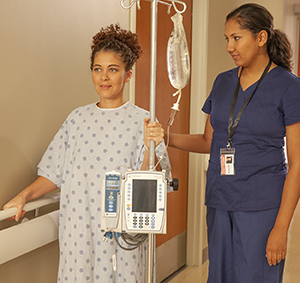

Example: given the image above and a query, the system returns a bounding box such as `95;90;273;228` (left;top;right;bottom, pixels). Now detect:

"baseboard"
156;231;186;282
202;246;208;264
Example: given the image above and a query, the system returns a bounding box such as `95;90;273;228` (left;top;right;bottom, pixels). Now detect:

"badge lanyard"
220;60;272;176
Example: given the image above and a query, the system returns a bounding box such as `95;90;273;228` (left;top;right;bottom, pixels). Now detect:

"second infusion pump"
101;170;167;234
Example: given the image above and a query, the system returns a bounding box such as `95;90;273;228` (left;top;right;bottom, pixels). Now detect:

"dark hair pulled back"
226;3;292;72
91;24;142;72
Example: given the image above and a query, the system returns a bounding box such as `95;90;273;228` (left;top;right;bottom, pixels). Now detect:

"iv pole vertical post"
147;0;158;282
149;0;158;170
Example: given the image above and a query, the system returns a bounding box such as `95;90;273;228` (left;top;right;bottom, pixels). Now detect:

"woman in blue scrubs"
168;3;300;283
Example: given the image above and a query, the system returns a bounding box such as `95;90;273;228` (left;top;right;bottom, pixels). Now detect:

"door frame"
186;0;209;266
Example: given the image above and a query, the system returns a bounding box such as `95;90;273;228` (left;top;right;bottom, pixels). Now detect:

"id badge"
220;147;235;176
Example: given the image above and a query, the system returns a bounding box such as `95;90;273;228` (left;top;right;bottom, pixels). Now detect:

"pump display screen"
132;179;157;212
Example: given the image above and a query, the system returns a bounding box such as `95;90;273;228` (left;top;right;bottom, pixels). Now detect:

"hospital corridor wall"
0;1;129;282
1;0;300;282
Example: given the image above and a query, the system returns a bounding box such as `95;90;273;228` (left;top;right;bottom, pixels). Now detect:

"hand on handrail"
1;192;60;222
2;195;26;222
1;176;59;222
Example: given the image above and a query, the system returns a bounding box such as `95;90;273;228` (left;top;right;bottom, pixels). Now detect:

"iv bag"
167;13;190;90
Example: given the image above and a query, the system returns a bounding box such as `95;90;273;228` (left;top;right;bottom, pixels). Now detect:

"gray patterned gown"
37;101;171;283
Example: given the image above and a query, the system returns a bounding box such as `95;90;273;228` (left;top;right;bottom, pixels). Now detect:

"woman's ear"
257;30;268;47
125;70;133;82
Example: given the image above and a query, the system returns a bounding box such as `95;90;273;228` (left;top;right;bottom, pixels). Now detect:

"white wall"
0;1;129;282
283;0;300;74
1;0;298;278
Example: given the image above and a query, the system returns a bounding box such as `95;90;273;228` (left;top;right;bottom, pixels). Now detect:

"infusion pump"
101;170;168;234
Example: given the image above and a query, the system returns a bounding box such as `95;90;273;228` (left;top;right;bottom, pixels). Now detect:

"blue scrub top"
202;66;300;211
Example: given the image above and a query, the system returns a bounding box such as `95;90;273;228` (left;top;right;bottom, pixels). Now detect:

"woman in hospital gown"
3;24;171;283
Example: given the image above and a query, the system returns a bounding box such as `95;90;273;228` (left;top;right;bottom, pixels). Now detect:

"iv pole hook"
120;0;141;10
120;0;186;14
169;1;187;14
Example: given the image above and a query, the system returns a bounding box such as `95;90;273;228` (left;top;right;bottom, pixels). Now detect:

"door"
135;1;193;281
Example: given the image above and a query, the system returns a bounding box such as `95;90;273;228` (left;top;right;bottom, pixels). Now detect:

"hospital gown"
37;101;171;283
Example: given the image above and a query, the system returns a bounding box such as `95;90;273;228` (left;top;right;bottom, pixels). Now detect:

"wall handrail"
0;210;59;265
0;192;60;222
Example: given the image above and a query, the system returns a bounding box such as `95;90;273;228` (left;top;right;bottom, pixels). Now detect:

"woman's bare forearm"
167;115;213;154
168;133;211;153
21;176;58;202
3;176;58;221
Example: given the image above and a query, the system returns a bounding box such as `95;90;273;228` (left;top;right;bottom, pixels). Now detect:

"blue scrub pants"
206;207;285;283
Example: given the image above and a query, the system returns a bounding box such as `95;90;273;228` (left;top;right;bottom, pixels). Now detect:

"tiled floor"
163;203;300;283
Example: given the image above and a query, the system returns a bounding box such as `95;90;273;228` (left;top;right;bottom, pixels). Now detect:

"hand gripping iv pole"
120;1;187;282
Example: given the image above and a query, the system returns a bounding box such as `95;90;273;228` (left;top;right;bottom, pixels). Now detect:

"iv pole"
148;0;158;171
120;1;187;282
147;1;158;282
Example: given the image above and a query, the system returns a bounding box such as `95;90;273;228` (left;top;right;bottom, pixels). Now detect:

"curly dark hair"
90;24;142;72
226;3;293;72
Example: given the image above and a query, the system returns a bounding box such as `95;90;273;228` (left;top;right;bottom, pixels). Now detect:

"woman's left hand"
265;226;288;266
143;118;164;149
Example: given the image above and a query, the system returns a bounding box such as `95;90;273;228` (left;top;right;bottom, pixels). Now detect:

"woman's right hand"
2;176;58;222
3;194;27;222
